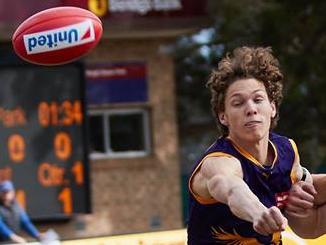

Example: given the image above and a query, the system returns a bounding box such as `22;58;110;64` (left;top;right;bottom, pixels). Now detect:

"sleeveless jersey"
187;132;299;244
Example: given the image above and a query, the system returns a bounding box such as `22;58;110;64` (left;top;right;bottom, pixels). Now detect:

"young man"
187;46;310;244
0;180;42;243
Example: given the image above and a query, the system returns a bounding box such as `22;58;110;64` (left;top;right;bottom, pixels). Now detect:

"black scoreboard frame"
0;62;91;220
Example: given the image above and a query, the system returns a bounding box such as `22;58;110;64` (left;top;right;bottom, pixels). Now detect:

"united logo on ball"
12;6;103;66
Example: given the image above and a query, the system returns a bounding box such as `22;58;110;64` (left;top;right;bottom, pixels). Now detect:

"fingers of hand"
254;216;278;235
253;222;270;236
295;190;315;203
285;204;307;215
285;204;313;218
291;185;315;203
301;182;317;196
294;181;316;197
286;182;315;218
287;195;314;210
269;206;287;231
254;207;287;235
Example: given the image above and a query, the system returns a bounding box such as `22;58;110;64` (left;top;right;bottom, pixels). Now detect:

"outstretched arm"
0;216;26;243
19;209;40;239
191;156;287;235
0;216;13;240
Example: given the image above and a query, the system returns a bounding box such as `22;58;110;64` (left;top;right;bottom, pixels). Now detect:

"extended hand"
253;206;288;235
285;181;316;218
10;233;26;243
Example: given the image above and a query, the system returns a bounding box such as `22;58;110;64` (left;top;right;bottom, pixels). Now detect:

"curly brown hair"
206;46;284;136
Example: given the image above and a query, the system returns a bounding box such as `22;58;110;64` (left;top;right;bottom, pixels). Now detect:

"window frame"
88;107;151;159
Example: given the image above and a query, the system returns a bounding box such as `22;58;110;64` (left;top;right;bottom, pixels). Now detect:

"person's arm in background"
19;208;41;240
286;175;326;238
311;174;326;205
285;140;319;238
191;156;287;235
0;216;26;243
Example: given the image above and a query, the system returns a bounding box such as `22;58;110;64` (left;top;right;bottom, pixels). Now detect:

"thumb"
302;182;317;196
280;217;288;231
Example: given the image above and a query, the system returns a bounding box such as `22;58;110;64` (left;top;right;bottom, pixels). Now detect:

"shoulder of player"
200;155;243;179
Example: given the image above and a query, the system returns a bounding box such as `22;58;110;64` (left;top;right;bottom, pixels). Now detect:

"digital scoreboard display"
0;64;90;219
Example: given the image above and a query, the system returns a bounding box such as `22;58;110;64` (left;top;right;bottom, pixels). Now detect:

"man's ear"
271;101;276;118
218;113;228;126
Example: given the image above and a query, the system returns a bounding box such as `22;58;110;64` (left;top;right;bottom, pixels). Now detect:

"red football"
12;6;103;66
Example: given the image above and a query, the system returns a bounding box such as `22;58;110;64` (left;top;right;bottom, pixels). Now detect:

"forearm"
288;203;326;239
208;176;267;222
0;218;14;240
287;208;318;239
20;212;39;238
312;174;326;205
228;184;268;222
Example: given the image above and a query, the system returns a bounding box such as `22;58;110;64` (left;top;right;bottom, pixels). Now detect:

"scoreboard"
0;63;90;219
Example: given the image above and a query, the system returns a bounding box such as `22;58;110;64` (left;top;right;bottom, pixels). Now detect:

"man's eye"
232;101;242;106
254;98;263;103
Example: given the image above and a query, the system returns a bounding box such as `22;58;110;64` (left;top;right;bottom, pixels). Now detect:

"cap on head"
0;180;14;193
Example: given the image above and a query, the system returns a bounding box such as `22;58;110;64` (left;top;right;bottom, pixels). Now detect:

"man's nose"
245;101;258;116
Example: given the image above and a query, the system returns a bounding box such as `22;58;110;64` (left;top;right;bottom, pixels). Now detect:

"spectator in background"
0;180;42;244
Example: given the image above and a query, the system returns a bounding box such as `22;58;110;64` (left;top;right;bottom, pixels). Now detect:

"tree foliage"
175;0;326;171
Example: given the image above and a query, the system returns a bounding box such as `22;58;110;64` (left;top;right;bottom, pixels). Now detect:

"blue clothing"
187;132;298;244
0;200;39;241
0;181;14;193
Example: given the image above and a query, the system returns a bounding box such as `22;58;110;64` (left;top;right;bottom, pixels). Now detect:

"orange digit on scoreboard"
16;189;26;210
54;132;72;160
58;187;72;214
38;101;50;127
72;100;83;125
7;134;25;163
72;161;84;185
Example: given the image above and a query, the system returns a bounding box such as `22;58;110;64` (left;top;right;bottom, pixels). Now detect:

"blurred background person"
0;180;42;244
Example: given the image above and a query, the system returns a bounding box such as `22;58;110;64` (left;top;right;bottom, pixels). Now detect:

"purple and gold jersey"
187;132;299;245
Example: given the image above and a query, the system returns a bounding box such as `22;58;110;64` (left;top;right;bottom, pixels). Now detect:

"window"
88;108;151;158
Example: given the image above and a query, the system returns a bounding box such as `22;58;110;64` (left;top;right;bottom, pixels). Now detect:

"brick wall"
40;38;183;239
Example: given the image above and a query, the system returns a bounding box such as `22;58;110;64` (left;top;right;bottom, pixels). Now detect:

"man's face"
0;190;15;206
218;78;276;142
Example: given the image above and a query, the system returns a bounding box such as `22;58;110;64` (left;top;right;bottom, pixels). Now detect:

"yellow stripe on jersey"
227;137;278;169
289;138;300;183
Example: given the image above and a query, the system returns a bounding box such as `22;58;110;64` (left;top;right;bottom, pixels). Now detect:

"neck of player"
229;133;273;166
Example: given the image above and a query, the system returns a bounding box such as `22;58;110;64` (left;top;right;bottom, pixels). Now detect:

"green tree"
175;0;326;172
